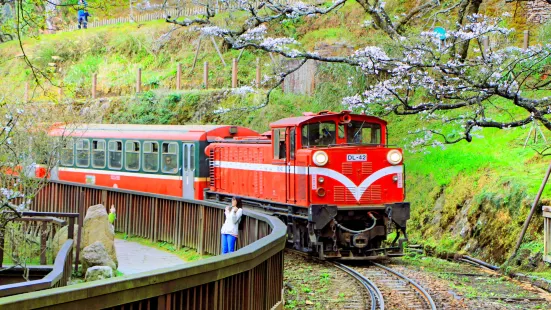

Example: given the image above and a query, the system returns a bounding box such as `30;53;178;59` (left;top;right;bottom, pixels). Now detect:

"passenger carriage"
48;124;258;200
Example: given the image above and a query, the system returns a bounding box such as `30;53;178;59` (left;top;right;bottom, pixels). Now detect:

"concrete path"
115;239;185;275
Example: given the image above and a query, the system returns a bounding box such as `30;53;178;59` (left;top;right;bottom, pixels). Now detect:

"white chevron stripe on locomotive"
213;161;403;202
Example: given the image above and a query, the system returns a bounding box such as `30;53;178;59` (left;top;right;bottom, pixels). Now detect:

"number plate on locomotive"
346;154;367;161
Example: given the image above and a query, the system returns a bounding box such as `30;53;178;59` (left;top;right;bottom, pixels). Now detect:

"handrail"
0;181;287;309
0;239;73;298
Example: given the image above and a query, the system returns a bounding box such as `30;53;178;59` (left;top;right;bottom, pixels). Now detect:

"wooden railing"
0;181;286;309
0;239;73;298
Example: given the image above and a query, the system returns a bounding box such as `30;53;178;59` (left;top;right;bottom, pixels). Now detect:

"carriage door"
286;127;296;204
182;142;195;199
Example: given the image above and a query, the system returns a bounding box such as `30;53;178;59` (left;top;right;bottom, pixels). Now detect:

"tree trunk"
457;0;483;60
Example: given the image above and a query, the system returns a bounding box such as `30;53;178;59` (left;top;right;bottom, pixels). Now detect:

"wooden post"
176;63;182;90
203;61;209;89
40;222;47;265
136;68;142;93
58;86;63;102
256;57;261;88
75;191;84;272
232;58;238;88
92;73;97;99
197;205;205;255
544;206;551;263
24;82;29;102
0;228;5;268
523;30;530;50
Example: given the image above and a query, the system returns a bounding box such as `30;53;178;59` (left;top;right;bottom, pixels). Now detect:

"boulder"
81;241;117;272
53;224;83;261
85;266;113;282
83;204;117;266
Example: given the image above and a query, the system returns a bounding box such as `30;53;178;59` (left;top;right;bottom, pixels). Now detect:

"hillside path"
115;239;185;274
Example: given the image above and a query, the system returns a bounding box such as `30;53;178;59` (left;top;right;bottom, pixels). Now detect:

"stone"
52;224;83;261
83;204;118;266
85;266;113;282
81;241;117;272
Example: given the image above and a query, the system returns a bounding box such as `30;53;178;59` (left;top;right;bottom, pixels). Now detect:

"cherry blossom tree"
166;1;550;147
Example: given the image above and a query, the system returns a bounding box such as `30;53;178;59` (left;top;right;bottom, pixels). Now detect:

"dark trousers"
78;17;87;29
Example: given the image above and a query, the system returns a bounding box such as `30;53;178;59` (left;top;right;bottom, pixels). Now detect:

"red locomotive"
46;111;409;259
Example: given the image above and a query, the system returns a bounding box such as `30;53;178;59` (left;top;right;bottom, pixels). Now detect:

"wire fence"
61;0;312;31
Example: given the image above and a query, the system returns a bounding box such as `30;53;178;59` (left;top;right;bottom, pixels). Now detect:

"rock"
53;224;83;260
83;204;117;266
81;241;117;272
85;266;113;282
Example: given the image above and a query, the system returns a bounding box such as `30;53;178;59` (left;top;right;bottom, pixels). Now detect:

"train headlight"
387;150;402;165
318;176;325;183
313;151;328;166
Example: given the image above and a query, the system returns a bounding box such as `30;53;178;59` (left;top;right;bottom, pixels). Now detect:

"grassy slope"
1;0;550;268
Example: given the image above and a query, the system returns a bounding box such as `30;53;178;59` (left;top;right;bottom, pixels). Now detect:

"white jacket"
221;207;243;237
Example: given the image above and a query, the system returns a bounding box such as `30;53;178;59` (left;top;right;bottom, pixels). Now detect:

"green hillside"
2;0;551;271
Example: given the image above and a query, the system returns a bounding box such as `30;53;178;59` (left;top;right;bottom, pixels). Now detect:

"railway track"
285;249;436;310
356;263;437;310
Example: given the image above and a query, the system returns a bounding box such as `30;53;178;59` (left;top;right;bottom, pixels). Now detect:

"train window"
273;129;286;160
92;140;106;168
183;145;188;170
76;139;90;167
347;122;381;144
143;141;159;172
108;140;123;170
60;139;74;166
190;144;195;170
301;122;336;147
162;142;178;174
125;141;141;171
290;128;295;160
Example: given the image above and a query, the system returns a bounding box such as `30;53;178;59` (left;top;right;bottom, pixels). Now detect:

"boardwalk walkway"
115;239;185;275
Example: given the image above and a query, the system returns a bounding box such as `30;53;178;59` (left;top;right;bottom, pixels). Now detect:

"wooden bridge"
0;181;286;309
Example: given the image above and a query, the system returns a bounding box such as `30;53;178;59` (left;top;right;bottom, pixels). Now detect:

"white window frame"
142;141;159;173
125;140;141;171
108;140;123;170
161;141;179;174
92;139;106;168
76;139;90;168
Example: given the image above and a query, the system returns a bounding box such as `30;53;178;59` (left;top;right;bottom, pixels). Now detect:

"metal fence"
0;181;285;309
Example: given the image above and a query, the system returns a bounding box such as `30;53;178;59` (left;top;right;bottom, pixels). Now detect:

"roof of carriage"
49;124;260;141
270;111;387;127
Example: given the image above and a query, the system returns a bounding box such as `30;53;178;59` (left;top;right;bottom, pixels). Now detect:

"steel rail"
286;249;383;310
372;262;437;310
333;262;384;310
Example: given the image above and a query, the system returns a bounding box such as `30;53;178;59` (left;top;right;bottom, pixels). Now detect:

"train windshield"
346;121;381;144
301;122;336;147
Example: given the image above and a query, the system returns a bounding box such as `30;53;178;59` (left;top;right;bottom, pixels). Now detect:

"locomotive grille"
334;186;346;201
361;162;373;175
333;185;382;203
342;162;353;175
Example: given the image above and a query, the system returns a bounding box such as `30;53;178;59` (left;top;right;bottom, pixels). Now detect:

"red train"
46;111;409;259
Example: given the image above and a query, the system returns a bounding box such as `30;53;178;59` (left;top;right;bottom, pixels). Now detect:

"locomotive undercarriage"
205;190;410;260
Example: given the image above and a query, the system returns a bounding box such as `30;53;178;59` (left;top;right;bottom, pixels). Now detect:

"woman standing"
221;197;243;254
